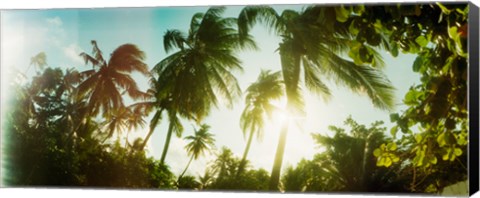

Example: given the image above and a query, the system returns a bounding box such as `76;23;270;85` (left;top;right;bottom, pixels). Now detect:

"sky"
0;4;420;178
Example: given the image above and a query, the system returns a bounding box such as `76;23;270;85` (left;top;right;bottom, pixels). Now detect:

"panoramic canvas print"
0;2;475;196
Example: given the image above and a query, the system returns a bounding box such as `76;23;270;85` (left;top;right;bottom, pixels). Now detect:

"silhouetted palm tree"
211;147;238;182
152;7;257;164
238;70;284;176
77;40;150;117
131;77;183;151
178;124;216;180
100;105;147;141
27;52;47;74
238;6;395;190
77;40;150;139
198;168;215;190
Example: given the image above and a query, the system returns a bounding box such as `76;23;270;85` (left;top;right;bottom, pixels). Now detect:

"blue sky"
1;5;420;177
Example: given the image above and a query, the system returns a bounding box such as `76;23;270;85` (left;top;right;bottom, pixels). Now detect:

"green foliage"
238;4;396;190
204;147;270;191
152;7;256;163
238;70;284;176
177;175;200;190
2;66;176;188
2;4;471;194
373;143;399;167
337;4;468;191
283;118;407;192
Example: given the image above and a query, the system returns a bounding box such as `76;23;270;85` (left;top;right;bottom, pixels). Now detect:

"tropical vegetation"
1;3;471;195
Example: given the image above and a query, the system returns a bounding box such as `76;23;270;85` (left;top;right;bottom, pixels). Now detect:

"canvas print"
0;2;477;196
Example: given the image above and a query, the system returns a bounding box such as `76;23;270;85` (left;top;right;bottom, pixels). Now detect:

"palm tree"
198;168;215;190
27;52;47;74
210;147;238;181
151;7;257;164
238;6;395;190
76;40;150;139
130;77;182;151
178;124;216;180
238;70;284;176
77;40;150;119
99;105;147;141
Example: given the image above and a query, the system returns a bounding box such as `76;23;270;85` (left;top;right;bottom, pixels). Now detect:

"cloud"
46;16;62;27
63;43;85;65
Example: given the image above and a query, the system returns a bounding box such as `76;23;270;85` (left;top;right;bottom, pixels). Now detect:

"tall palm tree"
238;6;395;190
131;77;182;151
178;124;216;180
77;40;150;117
77;40;150;138
151;7;257;164
238;70;284;176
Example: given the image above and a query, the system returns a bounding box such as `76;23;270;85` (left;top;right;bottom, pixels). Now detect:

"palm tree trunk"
160;120;175;164
237;129;255;177
269;120;289;191
178;156;194;180
269;46;301;191
139;127;154;150
140;110;162;150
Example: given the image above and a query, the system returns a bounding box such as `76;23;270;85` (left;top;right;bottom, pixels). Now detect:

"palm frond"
238;6;282;36
30;52;47;71
302;56;331;101
90;40;105;64
79;52;100;67
189;12;204;42
170;113;184;138
108;43;150;76
326;53;395;111
164;30;188;53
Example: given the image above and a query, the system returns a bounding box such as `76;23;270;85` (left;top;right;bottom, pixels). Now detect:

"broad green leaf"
373;148;382;157
359;45;373;63
384;157;393;167
380;143;386;150
448;26;458;40
415;35;429;47
412;56;424;72
335;6;350;22
392;155;400;162
430;156;437;164
391;44;399;57
377;157;385;166
436;2;452;14
437;132;446;147
457;133;468;145
417;154;425;166
349;21;359;35
387;142;397;151
353;5;365;14
442;153;449;161
404;90;418;105
390;126;398;138
454;36;467;57
454;148;462;156
415;134;423;143
390;113;400;122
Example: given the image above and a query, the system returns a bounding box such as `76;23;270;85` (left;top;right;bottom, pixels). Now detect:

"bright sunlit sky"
1;4;420;177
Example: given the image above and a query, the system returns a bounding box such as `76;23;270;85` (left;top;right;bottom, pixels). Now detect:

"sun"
272;107;288;124
269;97;289;125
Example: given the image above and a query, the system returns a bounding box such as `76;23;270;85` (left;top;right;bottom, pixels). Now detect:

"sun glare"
269;97;289;124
